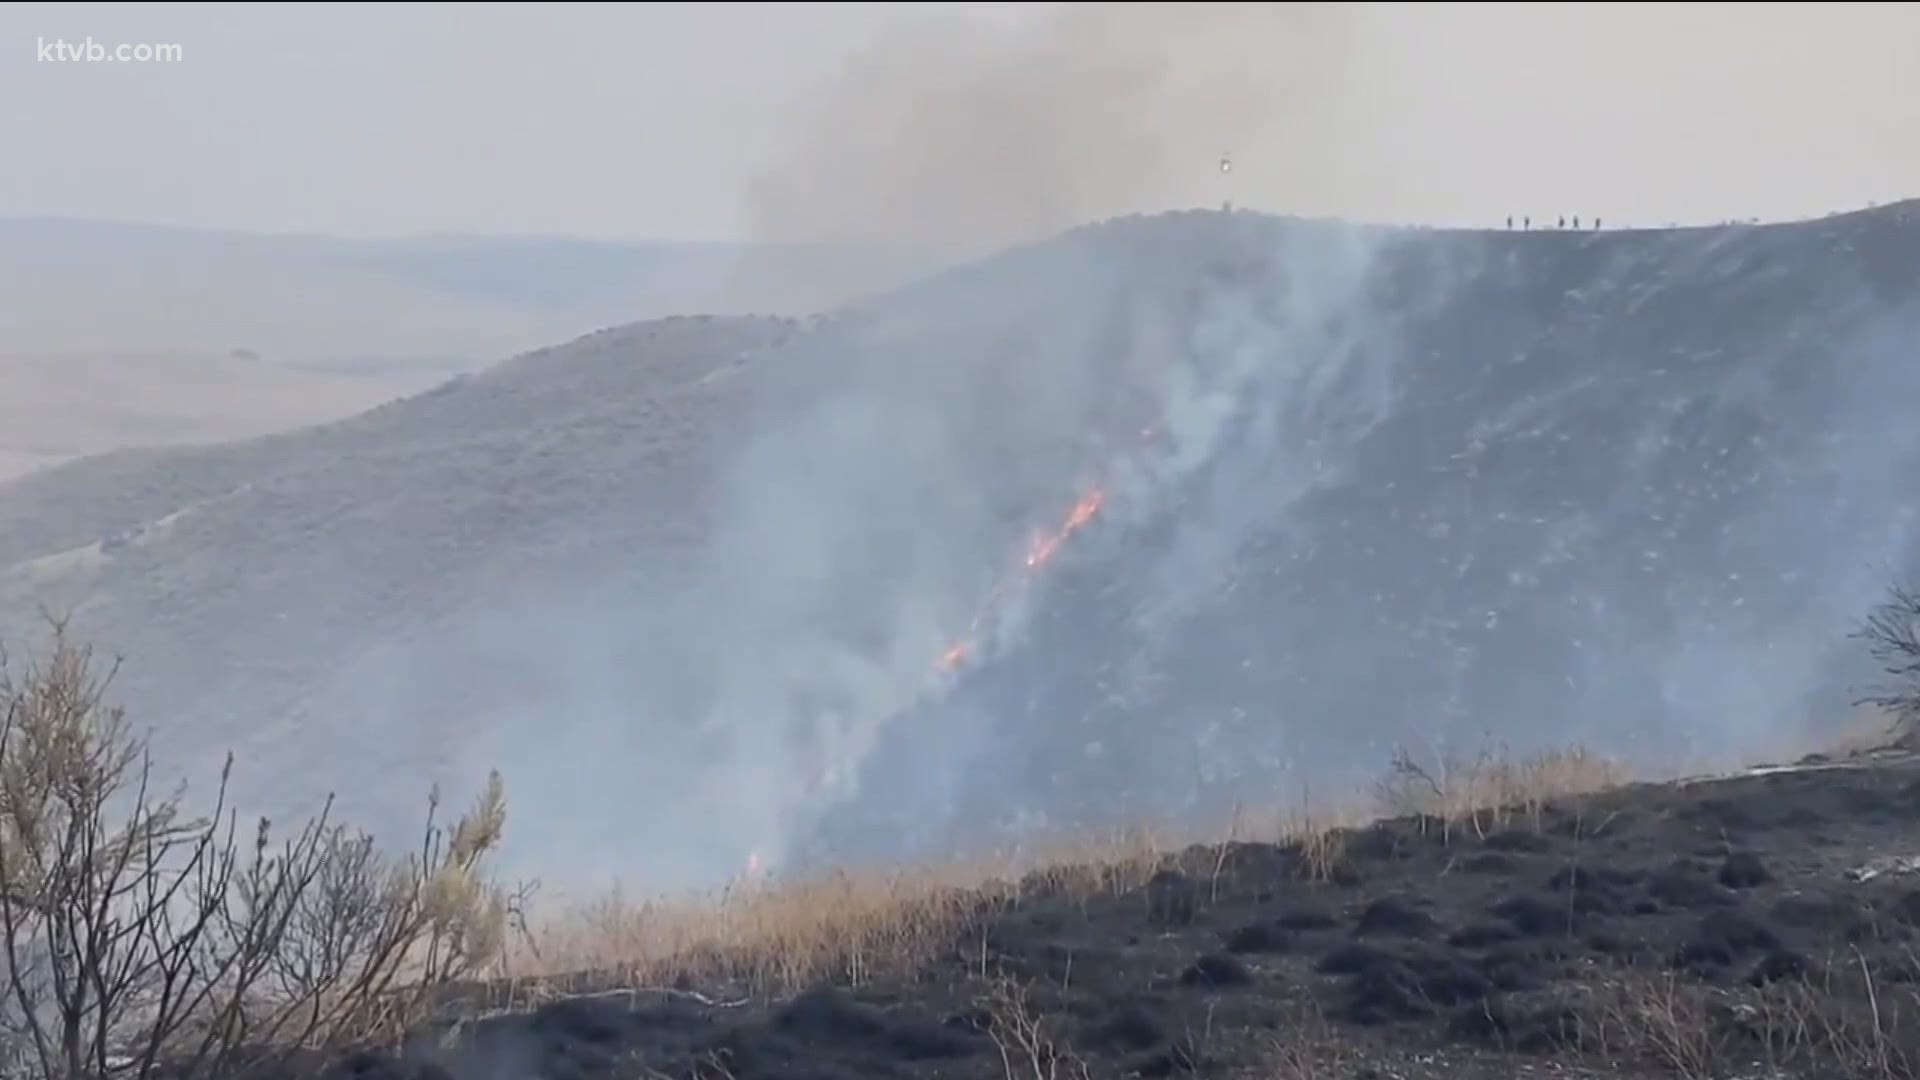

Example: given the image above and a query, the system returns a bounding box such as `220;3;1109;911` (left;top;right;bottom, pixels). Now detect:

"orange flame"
1068;487;1106;527
1028;487;1105;567
935;485;1107;672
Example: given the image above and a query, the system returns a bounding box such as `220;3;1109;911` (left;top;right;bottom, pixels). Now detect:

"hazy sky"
3;2;1916;243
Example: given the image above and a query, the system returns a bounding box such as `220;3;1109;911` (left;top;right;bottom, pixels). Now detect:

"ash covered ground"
346;751;1920;1080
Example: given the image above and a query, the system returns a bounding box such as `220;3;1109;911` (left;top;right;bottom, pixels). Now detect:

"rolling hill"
0;217;948;483
2;201;1916;896
0;350;426;482
0;217;950;377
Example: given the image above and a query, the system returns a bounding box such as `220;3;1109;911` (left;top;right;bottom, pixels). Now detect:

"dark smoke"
740;2;1354;254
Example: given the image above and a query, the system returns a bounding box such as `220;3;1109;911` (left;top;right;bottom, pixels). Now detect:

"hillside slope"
2;203;1916;892
810;202;1920;868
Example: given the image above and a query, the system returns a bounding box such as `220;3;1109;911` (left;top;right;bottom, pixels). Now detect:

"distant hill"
2;202;1916;895
0;350;424;482
0;217;950;483
0;217;952;377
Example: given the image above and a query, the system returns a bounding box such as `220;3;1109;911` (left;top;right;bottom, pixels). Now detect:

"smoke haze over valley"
2;0;1920;1004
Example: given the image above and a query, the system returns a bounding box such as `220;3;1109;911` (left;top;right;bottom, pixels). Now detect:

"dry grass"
1373;744;1630;842
510;742;1630;1006
1584;970;1732;1079
1259;1001;1361;1080
1573;955;1920;1080
511;825;1176;999
1009;824;1173;904
509;801;1389;1000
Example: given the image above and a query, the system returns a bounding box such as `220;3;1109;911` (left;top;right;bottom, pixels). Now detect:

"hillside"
2;202;1917;894
0;218;947;483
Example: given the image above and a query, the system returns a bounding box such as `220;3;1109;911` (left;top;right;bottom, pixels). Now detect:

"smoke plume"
575;4;1391;888
742;2;1354;253
280;7;1920;899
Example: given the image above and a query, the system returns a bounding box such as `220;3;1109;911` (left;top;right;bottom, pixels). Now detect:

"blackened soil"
335;757;1920;1079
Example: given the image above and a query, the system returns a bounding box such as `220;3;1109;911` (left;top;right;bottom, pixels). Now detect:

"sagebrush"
0;621;509;1079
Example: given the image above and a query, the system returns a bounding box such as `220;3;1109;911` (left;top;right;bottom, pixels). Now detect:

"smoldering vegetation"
2;200;1917;901
711;197;1920;878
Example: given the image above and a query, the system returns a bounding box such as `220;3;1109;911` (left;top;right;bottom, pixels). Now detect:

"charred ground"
341;749;1920;1080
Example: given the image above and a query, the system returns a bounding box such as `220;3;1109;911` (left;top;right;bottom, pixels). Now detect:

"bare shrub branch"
1856;582;1920;734
977;975;1089;1080
0;621;510;1079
